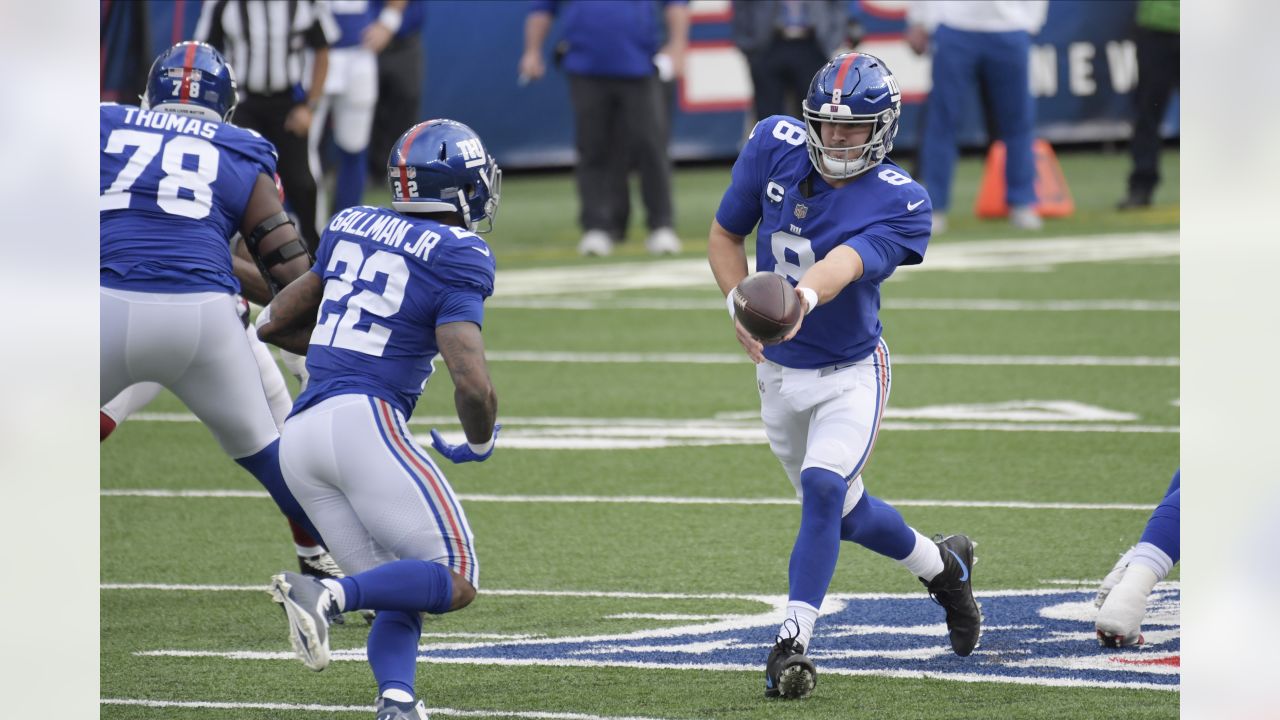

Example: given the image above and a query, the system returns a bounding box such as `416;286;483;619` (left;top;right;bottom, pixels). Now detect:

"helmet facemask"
802;104;898;180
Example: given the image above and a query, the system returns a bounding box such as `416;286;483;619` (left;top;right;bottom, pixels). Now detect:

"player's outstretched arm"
257;273;323;355
240;173;313;293
436;321;498;447
779;245;866;343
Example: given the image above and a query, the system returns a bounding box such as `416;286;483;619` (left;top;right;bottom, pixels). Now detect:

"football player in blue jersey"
256;118;501;720
1094;468;1180;647
101;42;329;552
708;53;983;699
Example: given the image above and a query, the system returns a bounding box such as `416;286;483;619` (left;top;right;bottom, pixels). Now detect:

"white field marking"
483;351;1180;367
604;613;741;621
129;651;1178;693
100;698;676;720
491;232;1178;297
99;489;1156;511
487;297;1179;313
997;653;1181;676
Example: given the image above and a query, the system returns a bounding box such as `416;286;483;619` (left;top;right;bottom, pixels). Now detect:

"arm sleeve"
843;200;930;283
436;290;487;328
714;119;769;236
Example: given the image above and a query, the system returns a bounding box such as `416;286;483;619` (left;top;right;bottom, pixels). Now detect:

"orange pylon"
974;139;1075;219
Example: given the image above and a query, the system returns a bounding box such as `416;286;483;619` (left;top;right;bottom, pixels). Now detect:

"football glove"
430;424;501;464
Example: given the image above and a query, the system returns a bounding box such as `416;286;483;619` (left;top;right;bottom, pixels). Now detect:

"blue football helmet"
142;41;239;122
802;52;902;179
388;119;502;233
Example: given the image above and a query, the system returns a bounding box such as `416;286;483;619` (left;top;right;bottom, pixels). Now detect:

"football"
733;272;802;342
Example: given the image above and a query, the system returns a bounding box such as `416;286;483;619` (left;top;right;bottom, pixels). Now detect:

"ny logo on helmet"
456;139;486;168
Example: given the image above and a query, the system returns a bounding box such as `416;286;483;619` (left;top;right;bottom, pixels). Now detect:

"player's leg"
100;381;164;441
978;29;1038;227
164;292;324;544
920;25;980;223
270;395;472;709
568;74;624;255
1096;470;1180;646
622;75;679;254
330;49;378;212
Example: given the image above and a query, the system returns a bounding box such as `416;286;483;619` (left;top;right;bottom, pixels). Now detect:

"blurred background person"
1118;0;1179;210
906;0;1048;234
367;0;428;183
518;0;689;257
731;0;849;123
313;0;408;215
195;0;338;251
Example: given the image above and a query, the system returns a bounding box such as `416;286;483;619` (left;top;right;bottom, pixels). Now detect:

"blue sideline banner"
105;0;1178;169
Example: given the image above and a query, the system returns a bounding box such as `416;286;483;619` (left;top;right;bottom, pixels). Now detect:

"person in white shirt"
905;1;1048;234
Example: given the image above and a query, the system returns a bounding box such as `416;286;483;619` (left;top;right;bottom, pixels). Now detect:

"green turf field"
101;148;1179;719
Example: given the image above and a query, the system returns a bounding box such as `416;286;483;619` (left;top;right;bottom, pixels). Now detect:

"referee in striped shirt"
195;0;339;250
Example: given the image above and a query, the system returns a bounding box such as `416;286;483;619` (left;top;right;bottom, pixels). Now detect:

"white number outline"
311;239;409;357
877;167;911;186
101;128;219;219
770;231;815;284
771;120;807;147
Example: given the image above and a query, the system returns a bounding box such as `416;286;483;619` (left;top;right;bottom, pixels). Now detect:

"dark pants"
235;92;322;251
1127;28;1180;197
568;73;673;238
368;33;425;178
746;37;828;122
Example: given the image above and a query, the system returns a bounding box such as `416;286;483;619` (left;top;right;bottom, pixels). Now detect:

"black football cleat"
764;637;817;699
922;534;984;657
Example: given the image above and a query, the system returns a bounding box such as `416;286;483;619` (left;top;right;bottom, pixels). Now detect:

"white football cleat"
268;571;339;670
645;227;682;255
578;229;613;257
1094;545;1136;608
1095;564;1158;648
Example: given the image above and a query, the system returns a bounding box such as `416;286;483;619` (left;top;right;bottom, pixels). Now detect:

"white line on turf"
487;297;1179;312
99;489;1156;511
99;698;677;720
491;232;1178;297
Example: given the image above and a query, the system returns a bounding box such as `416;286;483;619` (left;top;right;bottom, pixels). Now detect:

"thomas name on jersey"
326;206;444;262
116;105;220;140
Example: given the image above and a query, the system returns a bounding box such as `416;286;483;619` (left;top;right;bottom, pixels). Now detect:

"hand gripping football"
733;272;802;343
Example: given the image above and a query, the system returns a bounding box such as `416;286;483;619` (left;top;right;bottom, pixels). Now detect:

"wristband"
726;288;739;319
378;7;404;33
798;286;818;315
467;436;495;456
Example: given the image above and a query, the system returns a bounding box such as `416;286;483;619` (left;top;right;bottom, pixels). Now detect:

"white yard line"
487;297;1179;312
100;698;678;720
100;488;1154;511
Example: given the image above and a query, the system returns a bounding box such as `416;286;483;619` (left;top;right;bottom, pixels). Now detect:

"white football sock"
319;578;347;612
296;544;325;557
900;530;945;581
781;601;819;650
1128;541;1174;581
381;688;415;703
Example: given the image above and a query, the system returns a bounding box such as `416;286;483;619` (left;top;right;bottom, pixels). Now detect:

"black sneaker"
764;637;816;699
921;534;983;657
1116;189;1153;210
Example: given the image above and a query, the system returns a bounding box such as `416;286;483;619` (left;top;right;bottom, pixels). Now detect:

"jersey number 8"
101;129;219;220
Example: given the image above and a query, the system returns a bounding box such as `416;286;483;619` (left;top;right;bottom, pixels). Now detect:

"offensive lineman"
257;119;501;720
101;42;324;546
707;53;983;699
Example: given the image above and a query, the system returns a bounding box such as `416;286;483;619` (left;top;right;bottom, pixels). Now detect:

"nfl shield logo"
794;204;808;219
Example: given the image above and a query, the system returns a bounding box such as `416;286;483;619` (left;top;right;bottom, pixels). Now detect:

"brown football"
733;272;801;342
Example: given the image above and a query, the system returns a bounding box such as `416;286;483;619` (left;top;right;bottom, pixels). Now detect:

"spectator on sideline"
368;0;428;182
519;0;689;257
906;0;1048;234
313;1;408;214
731;1;849;123
1118;0;1179;210
195;0;338;251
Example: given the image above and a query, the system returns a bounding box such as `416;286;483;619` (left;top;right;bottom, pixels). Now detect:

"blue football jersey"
293;206;497;418
329;0;376;48
100;103;278;294
715;115;931;369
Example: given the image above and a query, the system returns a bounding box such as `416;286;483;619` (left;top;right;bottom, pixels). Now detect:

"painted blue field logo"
431;586;1179;691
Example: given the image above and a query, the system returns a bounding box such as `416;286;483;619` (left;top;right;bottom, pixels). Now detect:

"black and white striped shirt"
194;0;339;95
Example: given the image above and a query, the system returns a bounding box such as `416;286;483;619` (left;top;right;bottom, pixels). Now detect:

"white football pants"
102;321;293;429
100;288;279;459
311;46;378;153
279;394;479;587
756;339;892;517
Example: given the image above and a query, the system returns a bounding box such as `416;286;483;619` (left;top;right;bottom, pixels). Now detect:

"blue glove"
430;424;501;464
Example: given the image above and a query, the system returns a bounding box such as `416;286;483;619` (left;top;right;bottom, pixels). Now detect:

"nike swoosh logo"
907;199;925;211
863;91;890;103
946;548;969;582
470;246;491;257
